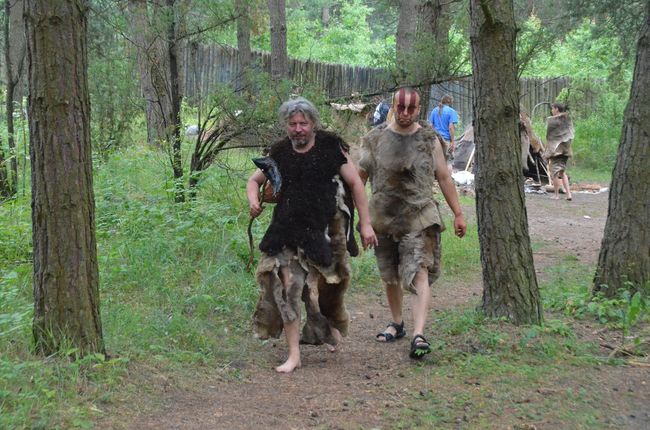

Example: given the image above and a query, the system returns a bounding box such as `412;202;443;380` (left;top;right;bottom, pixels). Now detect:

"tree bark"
396;0;418;75
236;0;252;92
127;0;173;147
593;3;650;297
127;0;184;201
25;0;104;355
470;0;542;324
165;0;184;202
3;0;26;196
417;0;451;117
267;0;288;81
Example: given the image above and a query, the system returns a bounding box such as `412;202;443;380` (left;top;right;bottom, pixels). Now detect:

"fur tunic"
258;131;348;266
359;122;445;239
252;131;356;344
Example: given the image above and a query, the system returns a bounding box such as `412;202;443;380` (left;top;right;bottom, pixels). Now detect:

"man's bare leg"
551;174;562;199
276;318;301;373
276;266;301;373
562;173;572;200
411;268;431;337
377;280;404;341
326;327;342;352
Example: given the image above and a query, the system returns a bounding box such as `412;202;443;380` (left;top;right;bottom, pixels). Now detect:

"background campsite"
1;1;648;428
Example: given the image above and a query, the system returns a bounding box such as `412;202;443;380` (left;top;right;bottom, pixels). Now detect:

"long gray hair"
278;97;321;129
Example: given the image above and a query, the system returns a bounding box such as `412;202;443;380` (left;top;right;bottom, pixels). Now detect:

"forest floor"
100;188;649;429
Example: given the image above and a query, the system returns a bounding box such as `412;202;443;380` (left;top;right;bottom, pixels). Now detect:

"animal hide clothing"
359;122;445;240
253;131;356;344
359;123;446;295
258;131;349;267
374;226;442;294
545;112;574;159
252;206;351;345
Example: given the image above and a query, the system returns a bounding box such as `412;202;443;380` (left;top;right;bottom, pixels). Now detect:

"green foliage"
521;19;634;81
540;258;648;333
88;5;142;155
251;0;391;66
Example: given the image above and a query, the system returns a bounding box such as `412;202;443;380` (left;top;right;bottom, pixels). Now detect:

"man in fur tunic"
544;102;574;200
358;87;467;359
247;97;378;373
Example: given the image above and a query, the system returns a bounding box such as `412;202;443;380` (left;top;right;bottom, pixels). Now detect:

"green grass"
568;166;612;186
393;308;609;429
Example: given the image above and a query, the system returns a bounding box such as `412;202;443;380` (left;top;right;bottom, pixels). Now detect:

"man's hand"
250;201;263;218
359;223;378;249
454;214;467;238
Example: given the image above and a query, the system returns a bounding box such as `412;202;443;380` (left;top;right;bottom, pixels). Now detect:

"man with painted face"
358;87;467;359
247;97;377;373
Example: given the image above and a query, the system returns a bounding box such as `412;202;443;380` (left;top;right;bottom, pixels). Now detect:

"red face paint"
395;89;418;115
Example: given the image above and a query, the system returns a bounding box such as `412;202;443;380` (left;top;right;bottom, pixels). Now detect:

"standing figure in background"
544;103;574;201
358;87;466;360
429;94;459;174
369;97;391;127
247;97;377;373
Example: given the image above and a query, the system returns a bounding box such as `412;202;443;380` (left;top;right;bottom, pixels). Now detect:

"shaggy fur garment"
259;131;351;266
252;208;352;344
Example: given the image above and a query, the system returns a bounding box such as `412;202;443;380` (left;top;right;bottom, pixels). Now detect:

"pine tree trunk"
165;0;184;203
267;0;288;81
593;4;650;297
236;1;252;92
25;0;104;356
417;0;450;117
4;0;26;196
396;0;418;80
127;0;172;147
470;0;542;324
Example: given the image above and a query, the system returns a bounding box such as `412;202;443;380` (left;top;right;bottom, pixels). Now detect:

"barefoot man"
247;97;377;373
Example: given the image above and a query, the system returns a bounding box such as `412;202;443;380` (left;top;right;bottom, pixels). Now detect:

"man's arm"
448;122;456;152
433;137;467;237
340;155;378;249
246;169;266;218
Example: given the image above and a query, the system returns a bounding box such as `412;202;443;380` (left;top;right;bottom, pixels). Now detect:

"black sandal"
409;334;431;359
376;321;406;342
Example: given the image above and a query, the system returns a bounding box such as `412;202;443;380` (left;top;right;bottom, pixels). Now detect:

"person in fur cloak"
358;87;467;359
246;97;378;373
544;102;574;200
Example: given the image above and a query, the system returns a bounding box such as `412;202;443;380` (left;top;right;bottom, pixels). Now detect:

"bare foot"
550;195;560;200
326;327;342;352
275;356;301;373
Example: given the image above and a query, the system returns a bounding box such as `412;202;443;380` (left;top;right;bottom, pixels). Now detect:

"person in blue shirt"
429;94;459;173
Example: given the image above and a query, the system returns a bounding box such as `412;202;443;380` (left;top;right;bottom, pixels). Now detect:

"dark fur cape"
259;130;357;266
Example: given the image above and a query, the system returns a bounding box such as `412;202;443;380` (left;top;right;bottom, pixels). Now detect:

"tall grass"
0;144;273;427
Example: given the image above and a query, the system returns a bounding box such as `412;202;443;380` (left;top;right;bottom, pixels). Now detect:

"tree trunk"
4;0;26;196
165;0;184;203
25;0;104;356
267;0;288;81
127;0;172;147
470;0;542;324
0;134;8;197
417;0;451;117
127;0;184;201
236;0;252;91
593;4;650;297
396;0;418;77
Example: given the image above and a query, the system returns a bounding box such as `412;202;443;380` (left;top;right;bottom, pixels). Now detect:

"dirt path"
117;191;649;429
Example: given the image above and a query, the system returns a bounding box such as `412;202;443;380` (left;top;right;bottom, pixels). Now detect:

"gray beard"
290;138;309;147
